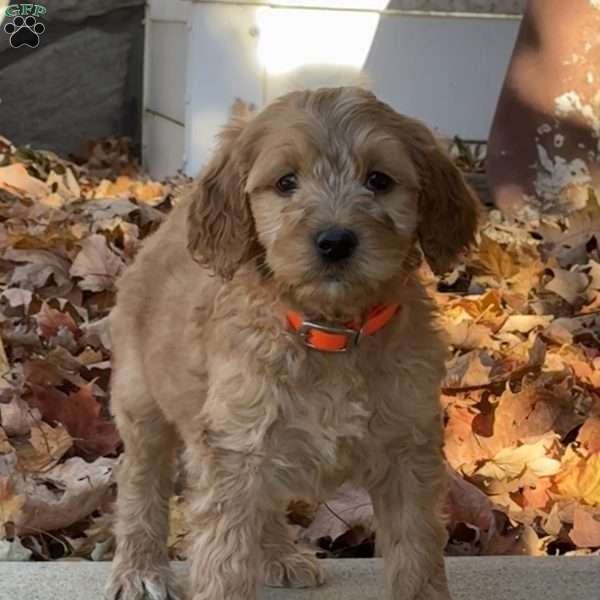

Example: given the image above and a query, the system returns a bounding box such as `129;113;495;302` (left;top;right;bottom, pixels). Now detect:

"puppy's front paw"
414;578;452;600
263;551;326;588
105;566;184;600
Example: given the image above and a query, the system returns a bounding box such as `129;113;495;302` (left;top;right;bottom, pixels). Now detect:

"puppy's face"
246;106;419;315
188;88;479;317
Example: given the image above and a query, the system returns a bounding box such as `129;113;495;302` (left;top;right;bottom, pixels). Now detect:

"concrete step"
1;557;598;600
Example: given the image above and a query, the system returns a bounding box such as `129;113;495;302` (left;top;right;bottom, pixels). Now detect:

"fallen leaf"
2;288;33;311
485;522;549;556
476;436;561;482
555;452;600;506
133;181;165;206
474;235;519;281
446;469;497;547
70;234;125;292
0;537;32;560
0;430;12;455
542;318;579;344
499;315;553;334
444;404;490;470
168;496;189;558
444;351;494;389
569;359;600;388
0;398;41;437
35;302;79;339
577;417;600;455
15;422;73;473
443;290;506;331
5;248;73;296
14;456;115;534
28;383;120;458
522;478;554;510
0;477;25;537
0;163;49;198
569;505;600;548
545;268;589;305
304;482;373;543
444;320;495;351
0;337;9;385
46;168;81;201
488;386;563;452
506;260;544;298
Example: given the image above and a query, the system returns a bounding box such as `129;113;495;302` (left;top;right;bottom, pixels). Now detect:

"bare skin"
488;0;600;218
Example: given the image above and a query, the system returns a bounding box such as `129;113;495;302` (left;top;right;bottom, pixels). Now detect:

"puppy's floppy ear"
403;119;480;275
187;103;257;280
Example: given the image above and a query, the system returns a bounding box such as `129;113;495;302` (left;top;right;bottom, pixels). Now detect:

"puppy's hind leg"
105;371;183;600
261;510;326;589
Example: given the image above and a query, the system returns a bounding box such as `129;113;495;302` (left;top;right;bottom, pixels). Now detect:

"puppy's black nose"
316;228;358;262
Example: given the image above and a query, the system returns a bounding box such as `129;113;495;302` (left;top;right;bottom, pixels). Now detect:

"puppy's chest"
270;355;376;470
289;364;370;426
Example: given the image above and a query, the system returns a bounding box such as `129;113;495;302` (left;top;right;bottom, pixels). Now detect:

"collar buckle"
298;319;361;352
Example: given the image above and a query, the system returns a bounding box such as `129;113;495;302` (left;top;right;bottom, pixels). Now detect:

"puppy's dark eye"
366;171;392;193
276;173;297;195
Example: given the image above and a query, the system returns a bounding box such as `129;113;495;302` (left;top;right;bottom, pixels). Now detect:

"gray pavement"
0;557;598;600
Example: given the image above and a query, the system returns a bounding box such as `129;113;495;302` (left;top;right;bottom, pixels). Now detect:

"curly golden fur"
105;87;479;600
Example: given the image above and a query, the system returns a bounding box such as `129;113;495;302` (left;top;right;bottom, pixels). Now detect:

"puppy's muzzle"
315;227;358;263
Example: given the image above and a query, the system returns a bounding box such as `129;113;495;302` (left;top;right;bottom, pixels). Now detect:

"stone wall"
0;0;145;156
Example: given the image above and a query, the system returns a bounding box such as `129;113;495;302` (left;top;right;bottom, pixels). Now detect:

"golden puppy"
105;87;479;600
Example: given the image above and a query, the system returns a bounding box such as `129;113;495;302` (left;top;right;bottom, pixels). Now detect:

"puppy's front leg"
368;443;450;600
184;440;267;600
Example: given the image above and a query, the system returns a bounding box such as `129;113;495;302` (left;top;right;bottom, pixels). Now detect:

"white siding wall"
185;4;263;176
264;13;519;140
144;1;521;178
143;0;190;178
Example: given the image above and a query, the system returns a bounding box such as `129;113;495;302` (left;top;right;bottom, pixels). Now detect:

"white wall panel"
144;1;521;176
148;0;191;22
365;14;519;139
146;21;188;124
143;113;186;180
184;4;262;175
265;12;519;140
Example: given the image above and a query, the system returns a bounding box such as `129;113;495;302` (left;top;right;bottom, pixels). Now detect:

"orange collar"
287;303;400;353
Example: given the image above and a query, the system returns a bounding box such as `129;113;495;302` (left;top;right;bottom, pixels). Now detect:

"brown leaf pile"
0;135;598;561
0;136;191;560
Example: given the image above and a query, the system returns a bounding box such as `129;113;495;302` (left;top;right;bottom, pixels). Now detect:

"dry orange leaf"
569;505;600;548
444;350;494;389
475;234;519;281
555;452;600;507
15;422;73;473
92;176;164;206
476;436;561;482
577;417;600;455
133;181;165;205
0;428;13;455
168;496;189;557
489;386;561;453
522;478;554;510
36;302;79;339
0;163;49;198
0;477;25;536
